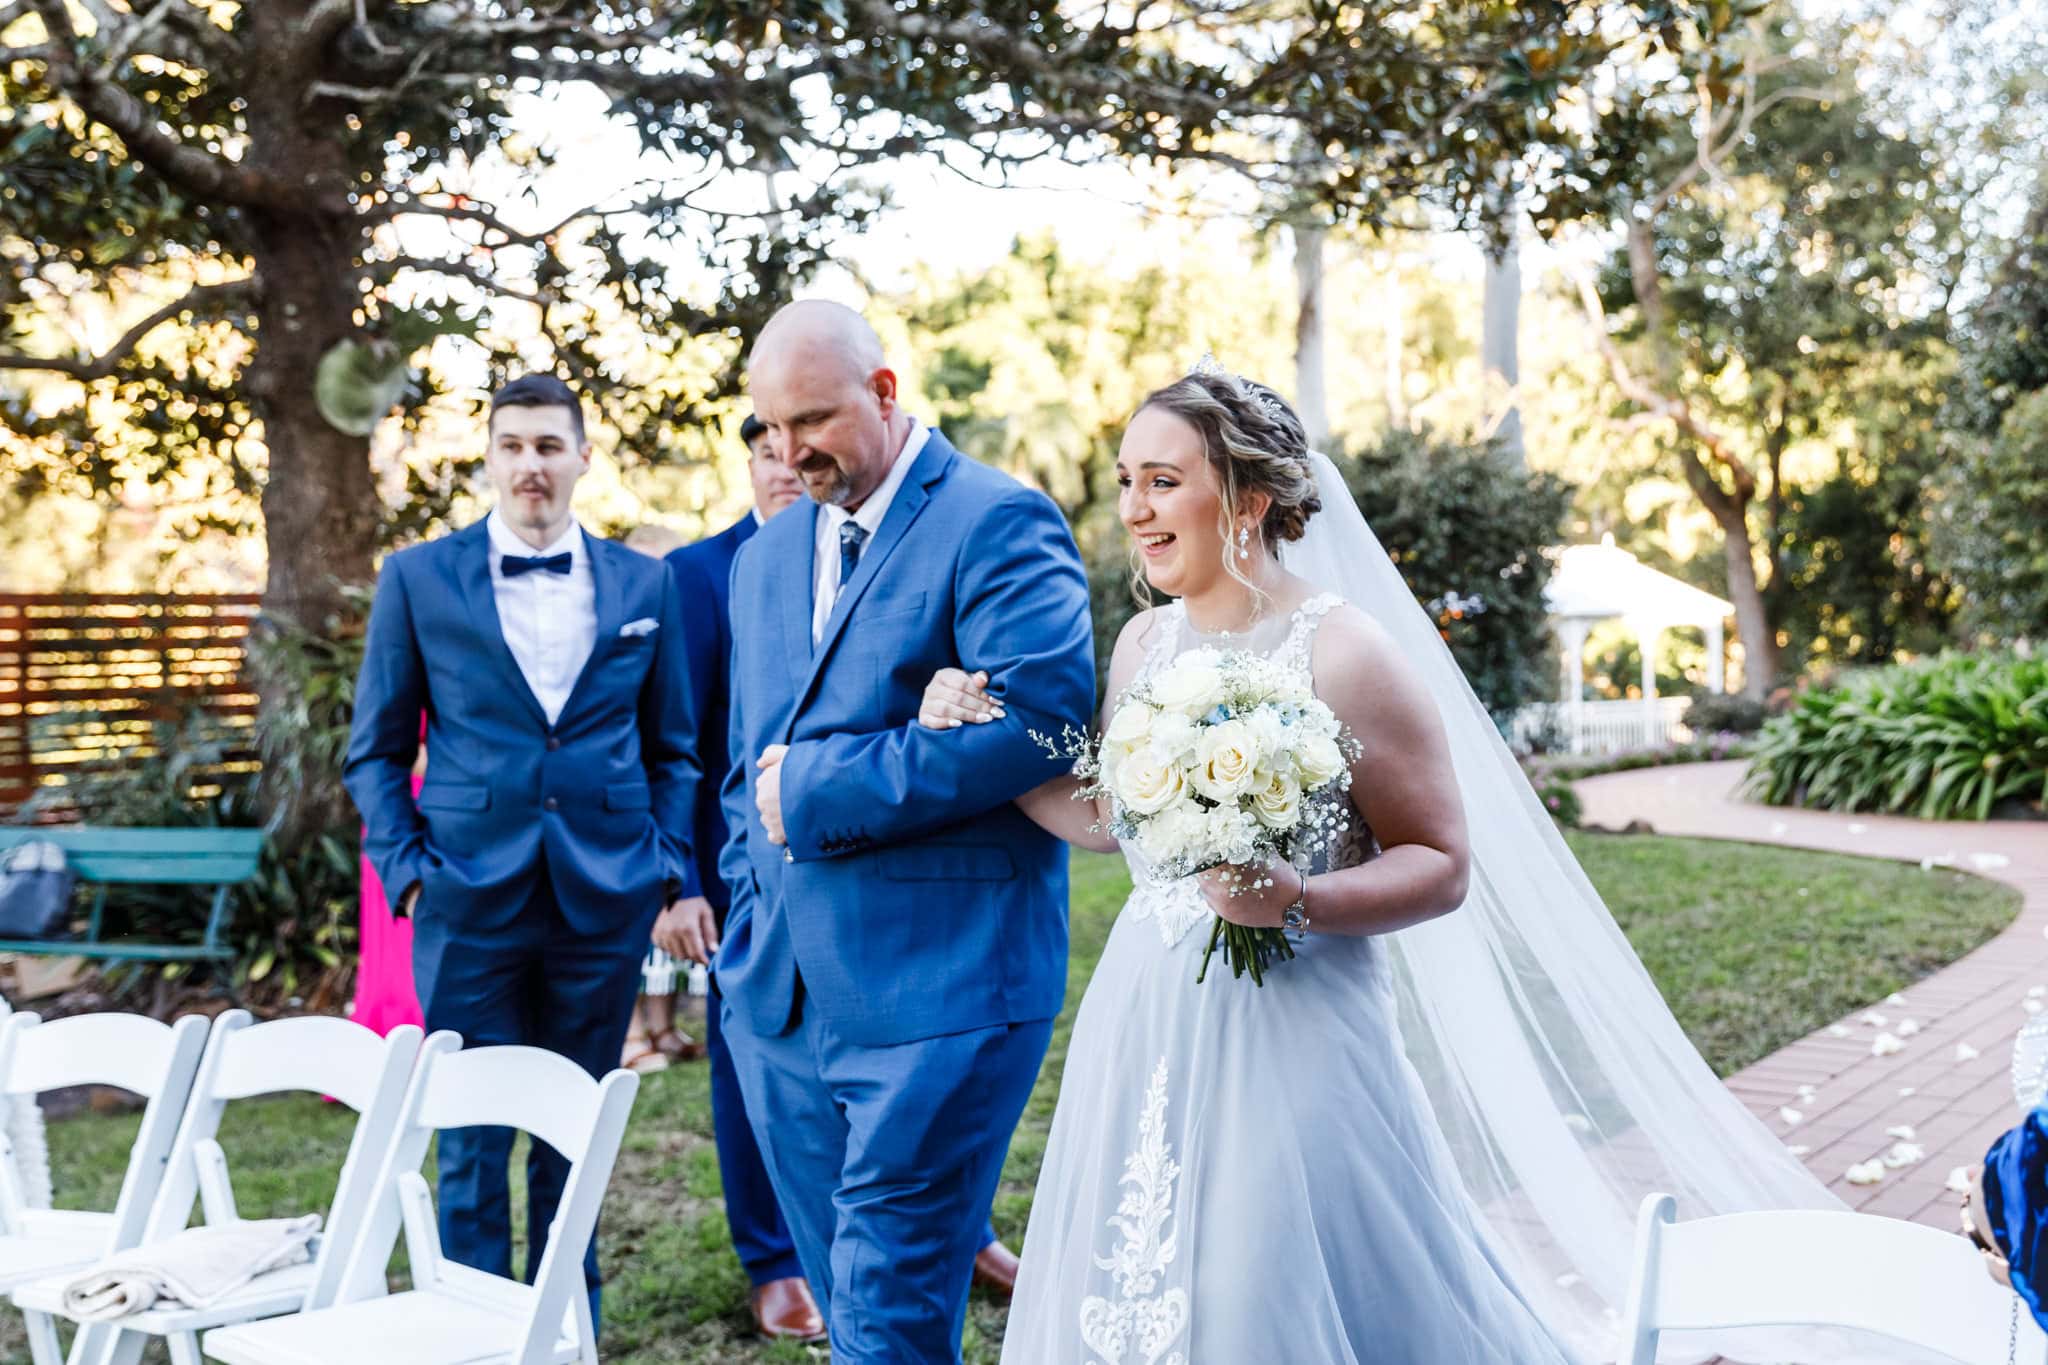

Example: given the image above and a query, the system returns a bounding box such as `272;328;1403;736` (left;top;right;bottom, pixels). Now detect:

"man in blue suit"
345;374;708;1329
659;415;1023;1340
716;301;1094;1362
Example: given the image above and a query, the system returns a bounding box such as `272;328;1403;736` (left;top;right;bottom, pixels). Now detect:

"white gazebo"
1521;535;1735;756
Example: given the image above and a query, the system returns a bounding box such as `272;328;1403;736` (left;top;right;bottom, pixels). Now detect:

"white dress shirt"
486;509;597;726
811;420;931;644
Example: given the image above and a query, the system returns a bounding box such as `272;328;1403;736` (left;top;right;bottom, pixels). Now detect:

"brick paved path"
1577;760;2048;1229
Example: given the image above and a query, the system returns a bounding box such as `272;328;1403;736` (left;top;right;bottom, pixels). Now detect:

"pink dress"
353;744;425;1036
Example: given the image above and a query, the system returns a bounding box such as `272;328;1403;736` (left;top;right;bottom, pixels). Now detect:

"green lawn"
2;835;2018;1364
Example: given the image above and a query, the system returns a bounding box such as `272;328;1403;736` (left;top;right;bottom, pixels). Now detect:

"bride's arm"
1201;606;1469;936
916;611;1162;854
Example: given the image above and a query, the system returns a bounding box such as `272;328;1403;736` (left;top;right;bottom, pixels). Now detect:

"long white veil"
1282;450;1887;1363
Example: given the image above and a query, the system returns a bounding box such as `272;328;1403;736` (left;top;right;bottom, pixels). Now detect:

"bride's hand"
918;668;1007;730
1196;861;1301;928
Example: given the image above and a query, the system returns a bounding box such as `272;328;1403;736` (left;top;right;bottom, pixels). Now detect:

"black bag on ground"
0;840;76;940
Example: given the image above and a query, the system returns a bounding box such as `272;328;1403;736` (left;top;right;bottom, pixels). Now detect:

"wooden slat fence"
0;592;261;816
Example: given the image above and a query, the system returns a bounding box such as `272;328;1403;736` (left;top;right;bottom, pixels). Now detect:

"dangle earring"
1237;524;1252;560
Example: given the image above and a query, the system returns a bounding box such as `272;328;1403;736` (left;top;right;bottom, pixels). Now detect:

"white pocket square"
619;617;659;638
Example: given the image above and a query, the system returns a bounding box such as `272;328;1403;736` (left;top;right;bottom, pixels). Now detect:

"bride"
920;367;1862;1364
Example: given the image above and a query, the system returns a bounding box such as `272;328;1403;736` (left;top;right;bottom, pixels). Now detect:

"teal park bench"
0;826;265;966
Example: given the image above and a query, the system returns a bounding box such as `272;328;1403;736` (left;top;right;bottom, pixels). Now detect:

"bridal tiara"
1190;352;1297;428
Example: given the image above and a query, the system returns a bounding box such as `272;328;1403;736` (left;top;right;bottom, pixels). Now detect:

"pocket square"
619;617;659;638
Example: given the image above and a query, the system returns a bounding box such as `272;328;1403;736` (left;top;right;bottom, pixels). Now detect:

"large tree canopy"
0;0;1730;833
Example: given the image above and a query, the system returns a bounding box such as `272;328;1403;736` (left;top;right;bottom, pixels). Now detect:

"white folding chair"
0;1011;209;1365
1620;1191;2048;1364
201;1043;640;1365
12;1012;425;1365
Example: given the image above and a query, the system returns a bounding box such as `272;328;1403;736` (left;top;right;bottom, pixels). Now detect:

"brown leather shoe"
971;1239;1020;1300
750;1276;825;1342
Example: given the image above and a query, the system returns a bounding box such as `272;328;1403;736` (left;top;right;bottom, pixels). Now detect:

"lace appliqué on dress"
1079;1056;1189;1365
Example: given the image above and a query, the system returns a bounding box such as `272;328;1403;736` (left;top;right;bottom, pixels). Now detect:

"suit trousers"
722;987;1050;1363
411;872;648;1329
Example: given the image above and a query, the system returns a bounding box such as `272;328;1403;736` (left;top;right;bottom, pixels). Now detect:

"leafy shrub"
1339;427;1573;721
1745;653;2048;820
1529;774;1582;827
1686;690;1771;736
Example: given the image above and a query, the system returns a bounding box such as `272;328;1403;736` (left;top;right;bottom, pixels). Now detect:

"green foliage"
1339;427;1573;719
1685;690;1770;736
1929;388;2048;642
1953;186;2048;436
1529;774;1582;828
1745;654;2048;820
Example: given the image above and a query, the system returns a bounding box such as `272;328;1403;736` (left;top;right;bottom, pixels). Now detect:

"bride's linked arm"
1196;604;1471;935
917;610;1163;854
768;488;1097;858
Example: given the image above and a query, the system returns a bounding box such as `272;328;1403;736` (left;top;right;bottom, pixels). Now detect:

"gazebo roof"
1544;535;1733;629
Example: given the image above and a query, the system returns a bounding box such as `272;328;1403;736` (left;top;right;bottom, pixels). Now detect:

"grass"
1;835;2019;1364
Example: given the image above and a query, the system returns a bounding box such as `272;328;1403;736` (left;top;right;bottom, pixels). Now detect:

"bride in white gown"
925;372;1576;1362
922;367;1888;1365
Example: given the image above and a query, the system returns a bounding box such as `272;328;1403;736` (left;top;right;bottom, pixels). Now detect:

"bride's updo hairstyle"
1136;368;1323;559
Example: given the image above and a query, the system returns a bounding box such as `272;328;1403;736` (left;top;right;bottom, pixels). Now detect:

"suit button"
544;797;559;812
546;736;561;751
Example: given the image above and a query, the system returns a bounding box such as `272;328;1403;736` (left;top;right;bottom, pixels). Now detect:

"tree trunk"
1293;223;1331;448
242;3;378;844
1715;502;1778;700
1481;217;1523;465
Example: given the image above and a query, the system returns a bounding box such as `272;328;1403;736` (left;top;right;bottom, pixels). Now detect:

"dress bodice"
1118;592;1371;948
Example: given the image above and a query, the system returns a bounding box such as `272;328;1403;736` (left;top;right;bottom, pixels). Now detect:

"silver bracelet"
1281;866;1311;939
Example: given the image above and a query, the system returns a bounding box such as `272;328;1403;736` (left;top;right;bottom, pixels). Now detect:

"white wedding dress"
1001;595;1582;1365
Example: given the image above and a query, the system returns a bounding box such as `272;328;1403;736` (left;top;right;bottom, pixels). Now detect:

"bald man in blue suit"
657;416;1019;1343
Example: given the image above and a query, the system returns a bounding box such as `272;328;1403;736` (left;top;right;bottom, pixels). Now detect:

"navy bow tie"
501;551;572;578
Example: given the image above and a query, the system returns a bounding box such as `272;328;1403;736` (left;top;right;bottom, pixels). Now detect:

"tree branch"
1569;258;1753;511
0;278;258;380
25;0;339;215
359;255;551;307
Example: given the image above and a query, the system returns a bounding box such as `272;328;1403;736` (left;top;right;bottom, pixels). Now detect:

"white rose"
1192;721;1259;802
1296;734;1347;789
1251;772;1302;830
1114;745;1187;817
1151;658;1227;718
1104;699;1154;749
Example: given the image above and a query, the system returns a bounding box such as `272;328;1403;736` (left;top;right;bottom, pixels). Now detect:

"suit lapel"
779;499;821;668
789;438;952;722
556;531;625;726
453;519;548;727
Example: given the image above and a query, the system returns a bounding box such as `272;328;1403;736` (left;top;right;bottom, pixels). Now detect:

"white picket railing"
1511;697;1694;757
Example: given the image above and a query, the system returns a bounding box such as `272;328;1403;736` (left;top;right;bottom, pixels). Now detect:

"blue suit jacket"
715;430;1095;1047
663;514;756;918
344;518;703;940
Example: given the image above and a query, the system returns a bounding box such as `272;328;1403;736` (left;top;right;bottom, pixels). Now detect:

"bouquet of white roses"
1042;647;1359;986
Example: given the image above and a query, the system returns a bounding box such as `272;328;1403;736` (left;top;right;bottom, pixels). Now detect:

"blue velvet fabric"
1983;1106;2048;1329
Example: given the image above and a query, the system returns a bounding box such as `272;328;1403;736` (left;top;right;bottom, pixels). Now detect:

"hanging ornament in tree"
313;336;407;437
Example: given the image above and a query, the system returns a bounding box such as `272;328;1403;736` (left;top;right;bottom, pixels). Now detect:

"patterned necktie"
501;552;572;577
837;521;869;599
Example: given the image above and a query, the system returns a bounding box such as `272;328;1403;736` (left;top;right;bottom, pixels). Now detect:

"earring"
1237;524;1252;560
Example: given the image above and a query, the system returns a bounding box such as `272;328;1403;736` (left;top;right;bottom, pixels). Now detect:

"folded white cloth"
60;1214;321;1320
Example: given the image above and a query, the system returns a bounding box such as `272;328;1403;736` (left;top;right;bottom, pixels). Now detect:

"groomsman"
345;374;708;1327
655;417;1021;1342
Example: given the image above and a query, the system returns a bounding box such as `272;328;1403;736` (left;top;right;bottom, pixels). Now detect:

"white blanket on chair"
60;1214;322;1320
